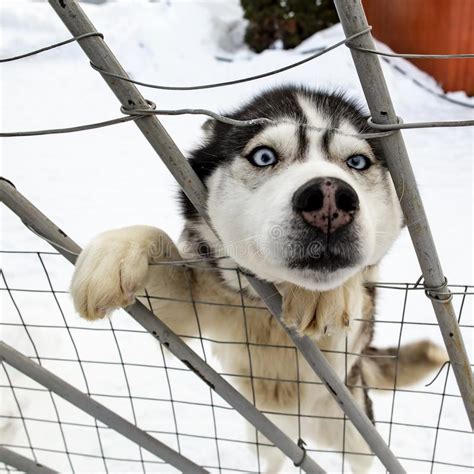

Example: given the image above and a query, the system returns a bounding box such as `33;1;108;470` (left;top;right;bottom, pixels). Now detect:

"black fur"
297;124;308;158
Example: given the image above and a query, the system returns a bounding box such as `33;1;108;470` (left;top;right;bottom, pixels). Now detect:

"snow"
1;1;472;473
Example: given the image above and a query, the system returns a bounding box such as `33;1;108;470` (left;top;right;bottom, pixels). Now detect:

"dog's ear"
201;119;217;139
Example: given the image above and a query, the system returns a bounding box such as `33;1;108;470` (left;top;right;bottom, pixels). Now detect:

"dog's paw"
280;285;343;338
279;275;363;339
70;225;176;320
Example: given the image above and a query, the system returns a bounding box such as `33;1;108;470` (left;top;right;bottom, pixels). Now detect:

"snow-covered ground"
1;1;472;473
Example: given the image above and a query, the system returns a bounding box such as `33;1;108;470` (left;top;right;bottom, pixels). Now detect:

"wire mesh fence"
1;245;472;473
1;0;473;472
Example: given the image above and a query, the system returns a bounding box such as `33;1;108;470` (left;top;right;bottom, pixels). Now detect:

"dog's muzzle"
292;177;359;234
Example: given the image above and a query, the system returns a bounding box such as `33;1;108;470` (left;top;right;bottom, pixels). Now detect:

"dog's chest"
200;290;368;407
186;262;374;411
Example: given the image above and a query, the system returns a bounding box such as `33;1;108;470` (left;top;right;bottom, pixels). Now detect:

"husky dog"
71;86;445;472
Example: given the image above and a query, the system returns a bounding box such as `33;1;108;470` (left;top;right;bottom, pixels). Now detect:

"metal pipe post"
0;179;324;473
0;446;58;474
45;1;407;470
334;0;473;429
0;342;208;473
248;277;406;472
47;0;209;221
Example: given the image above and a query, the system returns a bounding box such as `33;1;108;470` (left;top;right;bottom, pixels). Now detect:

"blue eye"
346;154;371;171
248;147;278;167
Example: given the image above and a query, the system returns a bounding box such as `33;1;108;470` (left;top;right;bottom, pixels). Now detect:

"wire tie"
120;99;157;116
424;277;453;303
367;115;404;131
294;438;307;467
79;32;104;41
344;27;372;47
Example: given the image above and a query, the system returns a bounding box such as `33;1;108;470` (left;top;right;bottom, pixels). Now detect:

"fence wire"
1;27;473;138
1;6;473;473
1;248;472;473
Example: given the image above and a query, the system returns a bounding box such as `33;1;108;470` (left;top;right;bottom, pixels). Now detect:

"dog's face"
183;87;403;291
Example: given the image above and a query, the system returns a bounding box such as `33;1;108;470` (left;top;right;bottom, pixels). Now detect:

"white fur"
70;226;374;472
206;102;403;291
70;94;407;473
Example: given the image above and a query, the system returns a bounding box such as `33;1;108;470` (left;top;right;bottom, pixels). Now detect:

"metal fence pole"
0;342;208;473
247;277;407;474
47;0;209;221
45;1;406;471
333;0;474;430
0;446;58;474
0;178;324;474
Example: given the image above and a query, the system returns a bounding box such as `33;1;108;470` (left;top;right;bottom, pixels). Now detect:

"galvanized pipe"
0;178;324;473
0;446;58;474
248;277;407;472
45;1;407;470
334;0;473;430
47;0;209;221
0;342;208;473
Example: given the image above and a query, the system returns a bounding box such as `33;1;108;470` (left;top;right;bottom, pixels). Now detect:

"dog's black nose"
292;177;359;233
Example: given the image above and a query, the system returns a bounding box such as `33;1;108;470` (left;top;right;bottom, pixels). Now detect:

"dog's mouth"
281;219;363;273
287;249;356;273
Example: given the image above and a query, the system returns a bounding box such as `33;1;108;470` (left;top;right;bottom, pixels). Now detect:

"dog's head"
182;86;403;291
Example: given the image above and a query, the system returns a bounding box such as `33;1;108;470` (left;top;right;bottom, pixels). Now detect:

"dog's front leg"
279;274;363;340
70;225;188;321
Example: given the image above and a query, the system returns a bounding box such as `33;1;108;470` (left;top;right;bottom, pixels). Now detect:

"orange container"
362;0;473;95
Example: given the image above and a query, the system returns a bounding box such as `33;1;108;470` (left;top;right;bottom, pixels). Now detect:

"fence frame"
45;1;411;472
0;0;471;471
0;446;57;474
334;0;473;430
0;178;325;473
0;341;209;474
